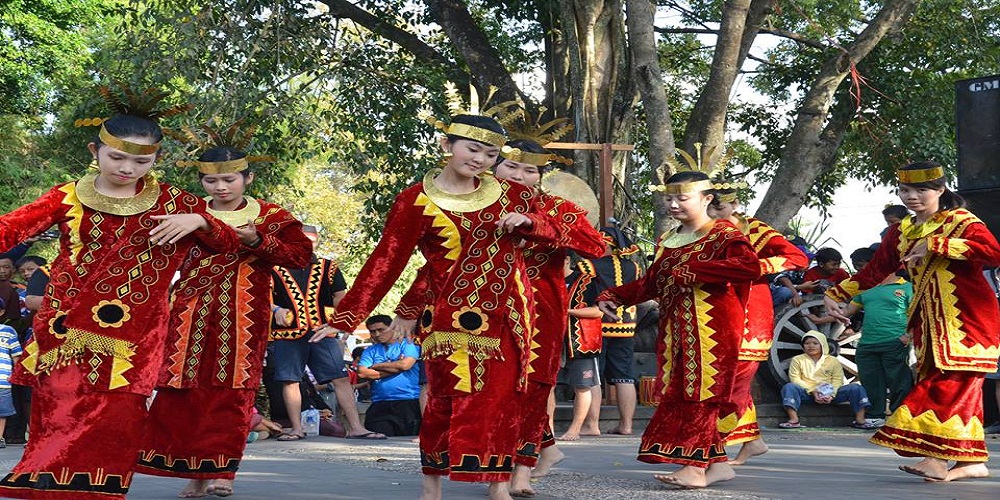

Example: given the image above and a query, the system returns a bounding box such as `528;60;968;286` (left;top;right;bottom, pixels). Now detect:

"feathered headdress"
491;103;574;167
417;82;509;148
650;143;746;195
74;81;192;155
165;118;275;175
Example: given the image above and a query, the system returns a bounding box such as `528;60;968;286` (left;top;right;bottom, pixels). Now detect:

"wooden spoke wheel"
765;295;858;386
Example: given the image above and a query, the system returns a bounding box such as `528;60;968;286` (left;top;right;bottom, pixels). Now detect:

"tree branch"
423;0;533;106
319;0;458;71
656;26;828;51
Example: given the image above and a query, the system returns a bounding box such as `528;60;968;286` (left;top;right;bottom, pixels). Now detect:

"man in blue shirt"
358;315;422;436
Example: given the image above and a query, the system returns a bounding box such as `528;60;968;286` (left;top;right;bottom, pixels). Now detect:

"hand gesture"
903;239;928;264
390;316;417;340
236;219;261;246
597;300;621;322
309;325;339;343
273;307;292;327
497;213;533;233
149;214;209;245
823;296;851;325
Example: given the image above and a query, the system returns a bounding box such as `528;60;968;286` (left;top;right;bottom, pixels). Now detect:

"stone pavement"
2;429;998;499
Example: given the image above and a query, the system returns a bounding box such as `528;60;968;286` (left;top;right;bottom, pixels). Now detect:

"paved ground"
2;428;998;499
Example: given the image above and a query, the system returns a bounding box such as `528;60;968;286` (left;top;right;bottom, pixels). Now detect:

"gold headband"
195;158;249;175
99;125;161;155
717;192;738;203
897;166;944;184
501;146;552;166
445;123;506;148
650;179;714;194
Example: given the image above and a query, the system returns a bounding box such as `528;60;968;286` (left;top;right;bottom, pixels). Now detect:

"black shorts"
364;399;422;436
599;336;635;384
563;357;601;389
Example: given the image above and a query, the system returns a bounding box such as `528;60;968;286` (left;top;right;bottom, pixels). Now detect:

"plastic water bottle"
302;406;320;436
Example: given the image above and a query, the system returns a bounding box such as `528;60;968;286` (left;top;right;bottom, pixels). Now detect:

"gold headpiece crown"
897;165;945;184
74;81;192;155
165;118;276;175
649;143;735;193
418;82;508;148
491;103;574;167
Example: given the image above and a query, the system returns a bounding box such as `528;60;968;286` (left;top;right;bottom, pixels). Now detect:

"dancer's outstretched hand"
310;325;339;343
597;300;621;322
149;214;209;245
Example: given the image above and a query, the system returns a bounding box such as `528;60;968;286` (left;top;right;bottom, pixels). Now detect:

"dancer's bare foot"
729;438;769;465
178;479;210;498
898;457;949;480
705;462;736;484
509;465;535;497
488;480;513;500
421;475;442;500
605;425;632;435
653;465;708;489
557;431;581;441
207;478;234;497
924;462;990;482
531;447;565;478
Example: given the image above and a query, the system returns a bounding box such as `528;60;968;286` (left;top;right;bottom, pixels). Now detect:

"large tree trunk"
754;0;920;231
682;0;753;159
554;0;635;199
625;0;675;235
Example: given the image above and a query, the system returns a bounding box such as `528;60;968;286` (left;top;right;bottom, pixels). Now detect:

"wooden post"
544;142;634;227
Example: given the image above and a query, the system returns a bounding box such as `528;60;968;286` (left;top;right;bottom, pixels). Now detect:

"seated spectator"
881;204;909;226
356;315;421;437
849;247;875;274
798;247;850;294
779;331;875;429
837;269;914;428
0;324;22;448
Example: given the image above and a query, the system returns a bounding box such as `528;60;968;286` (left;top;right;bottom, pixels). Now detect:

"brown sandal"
276;430;306;441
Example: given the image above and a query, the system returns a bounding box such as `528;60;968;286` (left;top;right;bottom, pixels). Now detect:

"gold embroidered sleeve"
927;236;971;260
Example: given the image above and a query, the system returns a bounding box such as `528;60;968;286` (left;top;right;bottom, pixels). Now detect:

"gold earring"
439;152;454;167
89;158;99;171
442;152;453;158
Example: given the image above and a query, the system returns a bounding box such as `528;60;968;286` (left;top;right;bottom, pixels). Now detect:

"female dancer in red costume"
708;187;808;465
317;113;563;500
136;137;313;497
0;89;244;499
825;161;1000;482
491;139;606;497
597;171;759;488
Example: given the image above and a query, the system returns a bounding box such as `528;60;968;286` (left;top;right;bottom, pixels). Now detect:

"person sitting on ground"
356;314;422;437
779;331;876;429
798;248;850;294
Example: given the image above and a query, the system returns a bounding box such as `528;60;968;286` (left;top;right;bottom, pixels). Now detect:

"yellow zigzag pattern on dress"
885;405;984;442
415;193;461;260
448;349;472;393
59;183;85;265
693;285;718;401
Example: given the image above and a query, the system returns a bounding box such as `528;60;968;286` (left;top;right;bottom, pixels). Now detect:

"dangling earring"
439;152;454;167
89;158;99;171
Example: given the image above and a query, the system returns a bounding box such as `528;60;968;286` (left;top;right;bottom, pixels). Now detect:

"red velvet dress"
136;198;312;480
0;174;240;499
724;216;808;445
827;210;1000;462
328;171;560;482
513;193;605;466
598;220;759;468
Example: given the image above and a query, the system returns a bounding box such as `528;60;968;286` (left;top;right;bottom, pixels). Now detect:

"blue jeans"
781;382;871;414
771;286;793;306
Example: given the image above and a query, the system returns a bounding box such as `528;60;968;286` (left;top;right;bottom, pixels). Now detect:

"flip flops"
276;430;306;441
777;421;801;429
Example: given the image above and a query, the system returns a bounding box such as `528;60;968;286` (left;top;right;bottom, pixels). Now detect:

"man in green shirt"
839;269;914;426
